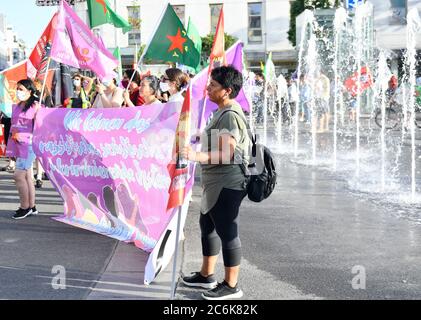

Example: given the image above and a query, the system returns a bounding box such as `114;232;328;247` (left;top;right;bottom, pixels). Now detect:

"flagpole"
126;1;169;91
39;57;52;106
170;204;183;300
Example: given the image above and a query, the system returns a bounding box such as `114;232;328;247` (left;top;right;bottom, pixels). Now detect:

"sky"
0;0;57;49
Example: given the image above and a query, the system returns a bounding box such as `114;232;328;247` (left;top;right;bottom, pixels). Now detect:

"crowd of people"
0;65;252;301
0;66;191;213
250;67;421;133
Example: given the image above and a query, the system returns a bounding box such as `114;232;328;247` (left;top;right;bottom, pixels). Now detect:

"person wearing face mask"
159;68;190;103
123;75;162;107
6;79;42;220
123;69;145;107
92;78;125;108
66;73;93;109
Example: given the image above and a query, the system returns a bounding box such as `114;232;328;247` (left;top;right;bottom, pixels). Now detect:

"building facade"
73;0;297;75
0;14;26;71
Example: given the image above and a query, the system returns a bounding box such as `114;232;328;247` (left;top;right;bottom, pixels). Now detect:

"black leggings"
200;188;247;267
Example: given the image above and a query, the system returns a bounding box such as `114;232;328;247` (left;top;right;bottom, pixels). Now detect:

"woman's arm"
181;133;236;164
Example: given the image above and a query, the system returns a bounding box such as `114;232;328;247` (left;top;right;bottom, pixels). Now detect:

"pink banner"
50;0;118;80
33;102;182;252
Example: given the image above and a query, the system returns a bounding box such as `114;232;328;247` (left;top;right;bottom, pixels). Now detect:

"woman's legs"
14;170;30;209
205;188;246;287
27;167;35;208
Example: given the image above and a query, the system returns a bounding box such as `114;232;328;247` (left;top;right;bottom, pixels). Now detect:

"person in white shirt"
92;78;124;108
159;68;189;103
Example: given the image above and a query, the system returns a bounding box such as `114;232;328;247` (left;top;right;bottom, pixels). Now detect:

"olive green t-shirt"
200;103;250;214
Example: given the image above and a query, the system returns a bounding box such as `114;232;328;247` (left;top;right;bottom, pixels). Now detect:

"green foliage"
200;33;238;63
288;0;306;47
288;0;339;47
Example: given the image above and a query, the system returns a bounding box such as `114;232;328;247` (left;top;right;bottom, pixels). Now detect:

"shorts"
15;146;36;171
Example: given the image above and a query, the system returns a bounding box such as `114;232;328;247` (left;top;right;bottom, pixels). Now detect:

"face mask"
73;80;81;87
160;82;170;93
102;80;111;87
122;80;129;89
16;90;28;102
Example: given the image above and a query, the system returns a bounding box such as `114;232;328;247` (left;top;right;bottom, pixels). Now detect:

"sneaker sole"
181;279;218;289
202;289;244;301
12;212;32;220
31;211;38;216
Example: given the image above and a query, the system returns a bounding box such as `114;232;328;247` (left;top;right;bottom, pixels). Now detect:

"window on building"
210;4;223;34
248;2;263;44
127;6;141;45
172;5;185;26
389;0;407;25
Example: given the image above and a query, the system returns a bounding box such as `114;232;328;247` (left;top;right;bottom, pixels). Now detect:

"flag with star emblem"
143;4;200;69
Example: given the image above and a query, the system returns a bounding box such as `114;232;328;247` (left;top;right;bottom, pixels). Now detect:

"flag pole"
126;1;169;91
39;57;52;106
170;204;183;300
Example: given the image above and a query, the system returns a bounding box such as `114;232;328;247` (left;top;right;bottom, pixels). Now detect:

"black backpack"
217;109;277;202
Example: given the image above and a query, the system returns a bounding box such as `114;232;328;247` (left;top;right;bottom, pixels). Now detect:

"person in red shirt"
122;69;145;107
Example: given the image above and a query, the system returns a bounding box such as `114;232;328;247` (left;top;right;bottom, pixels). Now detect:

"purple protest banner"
33;102;182;252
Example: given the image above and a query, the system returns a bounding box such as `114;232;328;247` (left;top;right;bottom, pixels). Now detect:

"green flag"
187;17;202;72
113;46;122;81
87;0;132;33
143;4;200;69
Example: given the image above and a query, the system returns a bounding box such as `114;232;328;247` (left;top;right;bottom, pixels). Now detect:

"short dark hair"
210;65;243;99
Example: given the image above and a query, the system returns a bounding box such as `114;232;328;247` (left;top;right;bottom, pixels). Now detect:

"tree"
200;33;238;65
288;0;339;47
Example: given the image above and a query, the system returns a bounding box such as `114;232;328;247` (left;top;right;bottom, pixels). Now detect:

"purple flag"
33;102;183;252
191;41;250;130
50;0;118;80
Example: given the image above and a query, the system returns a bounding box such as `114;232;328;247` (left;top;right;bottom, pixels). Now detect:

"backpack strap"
216;109;257;156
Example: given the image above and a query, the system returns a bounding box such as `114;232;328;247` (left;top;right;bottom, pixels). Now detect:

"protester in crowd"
121;69;134;89
6;79;41;220
286;75;298;123
33;78;54;108
1;110;15;172
299;74;312;123
159;68;189;103
92;78;124;108
123;75;161;107
253;71;265;124
123;69;144;107
65;73;93;109
180;66;250;300
32;79;54;188
314;71;331;132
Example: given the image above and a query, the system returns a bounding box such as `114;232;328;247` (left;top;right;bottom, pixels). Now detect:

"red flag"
167;87;191;211
209;6;226;69
29;13;57;77
202;6;226;99
1;60;28;101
